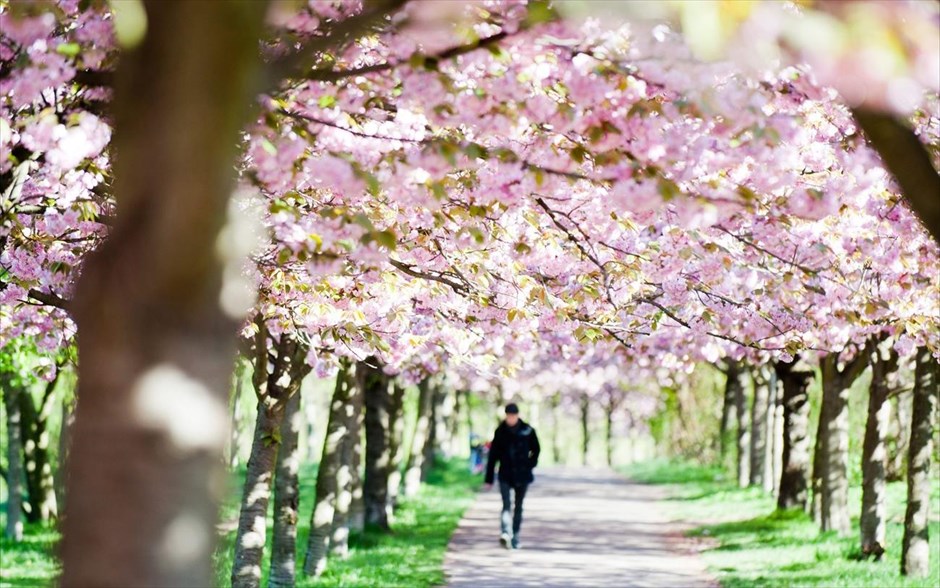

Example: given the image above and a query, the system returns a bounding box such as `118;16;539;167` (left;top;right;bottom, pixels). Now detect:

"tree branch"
852;108;940;244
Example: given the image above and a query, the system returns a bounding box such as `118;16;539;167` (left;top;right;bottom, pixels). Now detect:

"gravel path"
443;466;715;588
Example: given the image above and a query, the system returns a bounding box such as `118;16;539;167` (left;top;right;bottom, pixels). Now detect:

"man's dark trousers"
499;481;528;539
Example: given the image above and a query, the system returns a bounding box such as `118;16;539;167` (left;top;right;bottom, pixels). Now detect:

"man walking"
484;403;540;549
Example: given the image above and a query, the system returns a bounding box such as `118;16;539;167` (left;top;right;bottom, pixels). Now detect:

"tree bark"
304;364;351;577
550;392;562;464
361;360;391;530
726;361;751;488
346;372;365;533
580;393;590;466
887;391;912;481
719;364;736;466
770;372;784;497
813;347;870;534
386;381;406;518
403;378;432;497
852;108;940;244
269;392;302;588
775;358;813;511
750;366;771;488
901;347;938;577
61;3;268;586
17;372;59;523
2;374;24;541
229;362;246;469
232;334;310;588
860;340;899;559
55;395;75;514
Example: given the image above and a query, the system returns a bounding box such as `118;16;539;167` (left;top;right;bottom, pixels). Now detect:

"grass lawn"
214;457;480;587
1;457;480;587
623;459;940;588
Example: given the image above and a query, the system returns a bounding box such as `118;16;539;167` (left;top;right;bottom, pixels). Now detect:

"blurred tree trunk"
749;366;771;488
605;403;614;467
386;382;406;519
304;392;318;464
269;391;302;588
304;364;352;577
61;3;268;586
727;361;750;488
813;347;870;534
580;393;590;466
887;391;912;481
54;396;75;513
404;378;432;497
232;333;310;588
361;360;391;530
860;340;899;559
901;347;938;577
775;358;813;511
19;369;60;522
719;365;736;466
2;374;24;541
770;372;784;496
550;392;562;464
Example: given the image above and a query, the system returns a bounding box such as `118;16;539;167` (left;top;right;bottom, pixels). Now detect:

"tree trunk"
232;334;310;588
55;396;75;514
19;371;60;522
304;391;318;464
2;375;24;541
347;372;365;533
750;366;771;488
60;3;268;586
901;347;938;577
724;361;750;487
719;365;736;466
361;360;391;530
814;348;869;534
580;393;590;466
860;341;899;559
386;382;406;518
304;365;352;577
770;372;784;496
229;364;245;469
550;392;561;464
403;378;432;497
269;392;302;588
887;391;912;481
232;399;284;587
605;404;614;467
775;358;813;511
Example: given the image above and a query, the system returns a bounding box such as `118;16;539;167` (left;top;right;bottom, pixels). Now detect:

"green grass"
0;458;480;588
0;525;60;587
623;459;940;588
214;457;480;588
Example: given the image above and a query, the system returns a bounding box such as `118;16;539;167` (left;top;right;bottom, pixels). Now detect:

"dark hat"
505;403;520;414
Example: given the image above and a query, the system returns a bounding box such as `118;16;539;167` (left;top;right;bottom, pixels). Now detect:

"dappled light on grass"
624;460;940;588
214;457;480;587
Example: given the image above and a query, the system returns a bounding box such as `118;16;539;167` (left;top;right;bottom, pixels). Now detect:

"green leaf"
374;229;397;250
318;95;337;108
56;43;81;58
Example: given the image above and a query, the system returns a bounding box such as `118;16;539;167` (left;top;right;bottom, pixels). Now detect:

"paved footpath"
443;467;715;588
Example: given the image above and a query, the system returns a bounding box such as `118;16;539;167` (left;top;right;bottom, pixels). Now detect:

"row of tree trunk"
231;355;459;587
719;342;938;577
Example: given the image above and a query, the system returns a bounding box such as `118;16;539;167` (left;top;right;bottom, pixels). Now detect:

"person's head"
504;403;520;426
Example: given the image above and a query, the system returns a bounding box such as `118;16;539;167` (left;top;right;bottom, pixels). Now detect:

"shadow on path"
444;467;716;588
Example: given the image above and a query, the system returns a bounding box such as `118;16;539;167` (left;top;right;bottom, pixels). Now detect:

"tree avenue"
1;1;938;586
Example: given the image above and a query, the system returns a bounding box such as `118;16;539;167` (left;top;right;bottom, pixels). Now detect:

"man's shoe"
499;533;511;549
511;538;521;550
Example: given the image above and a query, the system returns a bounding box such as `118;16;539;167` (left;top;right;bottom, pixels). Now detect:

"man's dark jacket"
485;419;541;486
